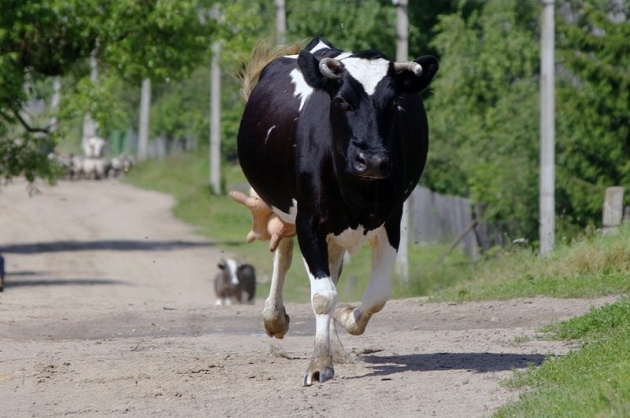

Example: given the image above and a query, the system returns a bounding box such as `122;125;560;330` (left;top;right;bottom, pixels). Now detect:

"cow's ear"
394;56;439;94
218;260;226;269
297;50;339;89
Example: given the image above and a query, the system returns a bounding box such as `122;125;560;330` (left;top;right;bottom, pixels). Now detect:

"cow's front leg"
333;224;398;335
327;241;348;360
297;213;337;386
262;237;293;338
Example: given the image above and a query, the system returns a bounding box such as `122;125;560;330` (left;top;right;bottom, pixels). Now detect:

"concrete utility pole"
49;76;61;132
209;41;222;195
82;49;99;146
137;78;151;161
394;0;410;282
275;0;286;45
539;0;556;256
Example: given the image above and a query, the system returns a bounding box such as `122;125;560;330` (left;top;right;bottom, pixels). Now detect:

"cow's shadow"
0;239;244;254
3;277;130;288
350;352;545;379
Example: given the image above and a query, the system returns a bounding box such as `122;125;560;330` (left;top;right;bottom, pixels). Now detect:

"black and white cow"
236;37;438;385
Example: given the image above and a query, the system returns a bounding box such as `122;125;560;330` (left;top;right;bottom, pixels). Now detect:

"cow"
214;258;256;305
234;37;438;386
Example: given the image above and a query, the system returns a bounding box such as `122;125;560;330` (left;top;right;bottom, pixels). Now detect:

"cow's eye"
332;97;354;111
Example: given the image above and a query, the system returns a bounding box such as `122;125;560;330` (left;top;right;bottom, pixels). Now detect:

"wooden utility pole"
394;0;409;281
209;41;222;195
539;0;555;256
137;78;151;161
275;0;286;45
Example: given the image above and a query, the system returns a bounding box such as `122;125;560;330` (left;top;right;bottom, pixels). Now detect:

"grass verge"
431;225;630;302
495;297;630;417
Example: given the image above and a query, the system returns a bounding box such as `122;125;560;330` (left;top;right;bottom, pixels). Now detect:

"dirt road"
0;179;615;417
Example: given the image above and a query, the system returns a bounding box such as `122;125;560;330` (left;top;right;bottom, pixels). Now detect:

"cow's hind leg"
333;226;396;335
262;237;293;338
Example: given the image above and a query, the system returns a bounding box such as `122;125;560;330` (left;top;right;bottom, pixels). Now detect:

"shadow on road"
0;239;241;254
353;352;545;378
3;277;131;288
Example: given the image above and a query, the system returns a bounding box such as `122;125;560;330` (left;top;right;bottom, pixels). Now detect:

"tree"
426;0;541;239
286;0;397;56
423;0;629;241
148;0;270;164
0;0;218;184
555;1;630;230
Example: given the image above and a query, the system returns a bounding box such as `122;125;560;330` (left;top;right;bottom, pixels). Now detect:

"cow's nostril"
354;153;367;173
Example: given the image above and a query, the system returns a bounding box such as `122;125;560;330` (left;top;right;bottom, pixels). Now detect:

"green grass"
430;226;630;302
495;297;630;417
124;150;474;303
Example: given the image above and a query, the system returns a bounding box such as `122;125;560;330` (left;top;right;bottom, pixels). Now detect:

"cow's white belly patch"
271;200;298;224
330;226;381;256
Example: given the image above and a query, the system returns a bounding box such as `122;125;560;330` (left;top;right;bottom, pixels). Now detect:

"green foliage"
146;0;269;158
555;2;630;227
426;0;541;238
286;0;396;57
497;297;630;417
0;0;218;183
425;0;629;240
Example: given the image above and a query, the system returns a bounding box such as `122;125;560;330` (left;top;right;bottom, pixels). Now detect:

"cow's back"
237;58;301;217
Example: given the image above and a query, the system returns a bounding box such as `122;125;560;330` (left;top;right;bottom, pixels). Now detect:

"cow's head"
297;48;438;180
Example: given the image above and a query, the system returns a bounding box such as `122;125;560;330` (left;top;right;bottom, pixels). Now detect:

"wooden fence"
409;186;510;260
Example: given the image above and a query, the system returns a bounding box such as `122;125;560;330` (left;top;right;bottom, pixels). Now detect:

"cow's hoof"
333;303;363;335
303;365;334;386
263;307;290;339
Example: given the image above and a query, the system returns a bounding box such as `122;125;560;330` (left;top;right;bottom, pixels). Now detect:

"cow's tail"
239;38;302;102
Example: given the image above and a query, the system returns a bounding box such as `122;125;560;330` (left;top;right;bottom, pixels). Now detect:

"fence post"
602;186;624;235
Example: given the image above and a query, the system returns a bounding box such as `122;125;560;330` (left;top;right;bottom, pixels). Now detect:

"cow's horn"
319;58;342;79
394;61;423;76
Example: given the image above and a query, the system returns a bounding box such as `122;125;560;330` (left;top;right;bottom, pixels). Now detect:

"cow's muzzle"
352;152;392;179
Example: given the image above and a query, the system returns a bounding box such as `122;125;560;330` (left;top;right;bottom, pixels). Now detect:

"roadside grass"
430;225;630;302
495;297;630;417
124;150;473;303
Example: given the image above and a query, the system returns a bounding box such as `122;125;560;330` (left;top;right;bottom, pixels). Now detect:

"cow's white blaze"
339;57;389;96
290;68;313;111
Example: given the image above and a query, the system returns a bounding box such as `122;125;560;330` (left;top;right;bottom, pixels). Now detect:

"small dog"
214;258;256;305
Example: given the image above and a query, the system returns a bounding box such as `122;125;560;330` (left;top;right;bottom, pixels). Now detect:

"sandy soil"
0;178;616;417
